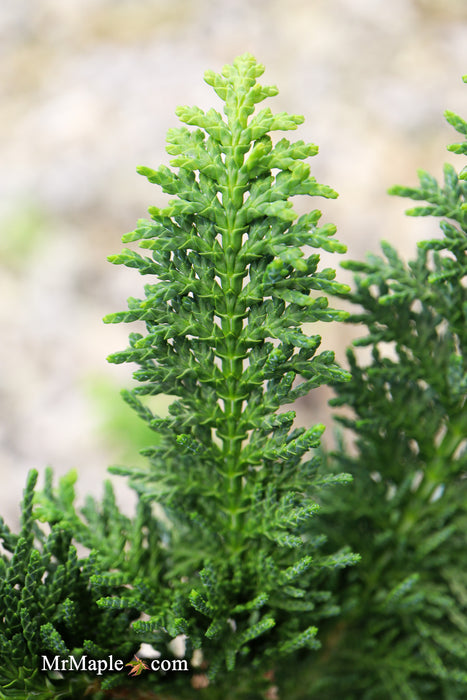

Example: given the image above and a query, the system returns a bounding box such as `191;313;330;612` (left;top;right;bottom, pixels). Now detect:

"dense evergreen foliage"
0;58;465;700
0;470;141;699
313;76;467;699
102;52;355;688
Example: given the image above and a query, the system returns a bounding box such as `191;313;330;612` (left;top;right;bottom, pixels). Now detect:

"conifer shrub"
0;470;141;699
0;56;465;700
312;78;467;699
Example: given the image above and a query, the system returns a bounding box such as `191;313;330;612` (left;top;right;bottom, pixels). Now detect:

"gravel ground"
1;0;466;523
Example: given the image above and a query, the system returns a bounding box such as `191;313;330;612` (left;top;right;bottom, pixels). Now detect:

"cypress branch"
317;75;467;699
104;52;354;681
2;56;465;700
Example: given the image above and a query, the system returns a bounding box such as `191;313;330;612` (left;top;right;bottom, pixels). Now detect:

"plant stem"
218;133;248;554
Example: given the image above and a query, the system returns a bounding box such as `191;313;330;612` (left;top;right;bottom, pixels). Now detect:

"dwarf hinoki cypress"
0;470;142;699
102;52;355;680
313;75;467;699
0;57;465;700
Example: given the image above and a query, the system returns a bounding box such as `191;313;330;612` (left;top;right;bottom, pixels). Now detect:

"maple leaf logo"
125;655;149;677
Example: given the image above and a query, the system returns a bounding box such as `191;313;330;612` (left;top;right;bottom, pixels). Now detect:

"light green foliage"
313;76;467;699
102;53;355;687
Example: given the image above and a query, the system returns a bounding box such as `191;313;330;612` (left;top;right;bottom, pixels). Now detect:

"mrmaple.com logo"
41;653;189;677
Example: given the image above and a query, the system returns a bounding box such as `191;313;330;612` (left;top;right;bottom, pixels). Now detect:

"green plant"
1;53;355;700
102;52;355;690
0;57;465;700
310;77;467;698
0;470;141;699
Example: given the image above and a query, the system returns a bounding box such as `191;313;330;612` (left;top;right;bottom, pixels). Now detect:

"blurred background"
1;0;466;521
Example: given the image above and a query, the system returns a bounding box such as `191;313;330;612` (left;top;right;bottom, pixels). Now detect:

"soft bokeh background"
1;0;466;521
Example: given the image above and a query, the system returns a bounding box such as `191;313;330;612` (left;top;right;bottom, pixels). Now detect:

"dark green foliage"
2;55;466;700
313;75;467;699
0;470;140;699
102;52;355;687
